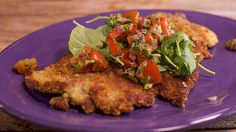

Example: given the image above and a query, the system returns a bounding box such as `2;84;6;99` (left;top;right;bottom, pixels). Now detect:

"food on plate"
225;38;236;51
14;11;218;115
25;55;158;115
14;58;38;75
149;13;218;61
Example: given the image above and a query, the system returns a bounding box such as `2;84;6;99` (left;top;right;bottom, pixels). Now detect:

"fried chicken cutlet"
24;55;198;115
25;55;158;115
15;12;218;116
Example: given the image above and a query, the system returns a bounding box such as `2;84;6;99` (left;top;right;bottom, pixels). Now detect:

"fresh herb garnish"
197;63;216;75
123;68;138;83
69;20;108;55
69;20;124;66
69;12;215;90
158;32;197;77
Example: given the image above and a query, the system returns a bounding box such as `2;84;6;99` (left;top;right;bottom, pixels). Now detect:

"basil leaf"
68;20;124;66
69;20;109;55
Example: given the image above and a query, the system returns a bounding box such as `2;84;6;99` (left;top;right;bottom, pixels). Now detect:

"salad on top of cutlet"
68;11;215;89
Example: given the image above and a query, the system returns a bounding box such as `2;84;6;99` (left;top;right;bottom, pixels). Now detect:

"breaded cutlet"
25;55;158;115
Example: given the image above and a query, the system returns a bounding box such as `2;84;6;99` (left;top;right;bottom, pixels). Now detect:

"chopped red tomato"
129;23;137;35
152;34;159;41
119;48;137;68
137;53;147;64
150;24;161;41
116;23;136;40
145;33;155;45
108;28;122;39
106;38;122;55
150;17;159;25
127;35;133;46
108;23;136;40
160;17;170;36
91;49;108;69
143;60;162;84
73;46;108;73
107;23;138;55
123;11;139;21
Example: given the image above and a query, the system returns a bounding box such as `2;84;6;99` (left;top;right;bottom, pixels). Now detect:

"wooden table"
1;0;236;131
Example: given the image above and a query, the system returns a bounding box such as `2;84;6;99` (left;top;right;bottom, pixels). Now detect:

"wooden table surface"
1;0;236;131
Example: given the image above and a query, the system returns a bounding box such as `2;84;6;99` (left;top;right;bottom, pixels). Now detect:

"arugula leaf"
159;32;197;77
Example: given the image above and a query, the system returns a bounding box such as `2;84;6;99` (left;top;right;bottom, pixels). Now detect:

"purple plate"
1;9;236;131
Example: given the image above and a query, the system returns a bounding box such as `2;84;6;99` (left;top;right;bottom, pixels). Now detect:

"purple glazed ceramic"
1;9;236;131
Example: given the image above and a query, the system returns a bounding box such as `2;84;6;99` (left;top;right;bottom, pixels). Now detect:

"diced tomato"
123;11;140;21
160;17;170;36
145;33;154;45
76;45;92;62
143;61;162;84
108;28;122;39
144;33;158;53
115;23;135;40
136;16;143;29
129;23;137;34
108;23;137;42
137;53;147;64
91;50;108;69
73;46;108;73
152;34;159;41
119;48;137;68
151;17;160;25
150;24;161;41
127;35;133;46
106;38;122;55
107;23;138;56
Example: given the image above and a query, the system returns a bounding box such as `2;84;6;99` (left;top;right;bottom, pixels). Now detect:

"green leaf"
69;20;107;55
68;20;124;66
159;32;197;77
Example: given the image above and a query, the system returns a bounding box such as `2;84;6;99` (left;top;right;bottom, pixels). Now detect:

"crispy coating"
49;96;69;111
14;58;38;75
25;56;72;94
25;56;157;115
89;71;157;115
24;54;197;115
156;69;199;108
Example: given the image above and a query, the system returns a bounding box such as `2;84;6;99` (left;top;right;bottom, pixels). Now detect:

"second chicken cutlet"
25;55;158;115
